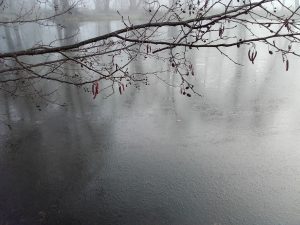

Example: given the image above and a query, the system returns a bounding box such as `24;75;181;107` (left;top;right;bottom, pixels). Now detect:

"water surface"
1;20;300;225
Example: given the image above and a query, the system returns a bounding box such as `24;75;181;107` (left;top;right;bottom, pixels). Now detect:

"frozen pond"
1;20;300;225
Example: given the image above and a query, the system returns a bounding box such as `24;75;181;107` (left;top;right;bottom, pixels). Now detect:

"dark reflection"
0;110;112;225
3;26;15;51
55;18;88;115
227;24;247;110
13;25;23;50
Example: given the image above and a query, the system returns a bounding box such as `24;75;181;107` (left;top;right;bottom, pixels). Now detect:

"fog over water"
1;3;300;225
